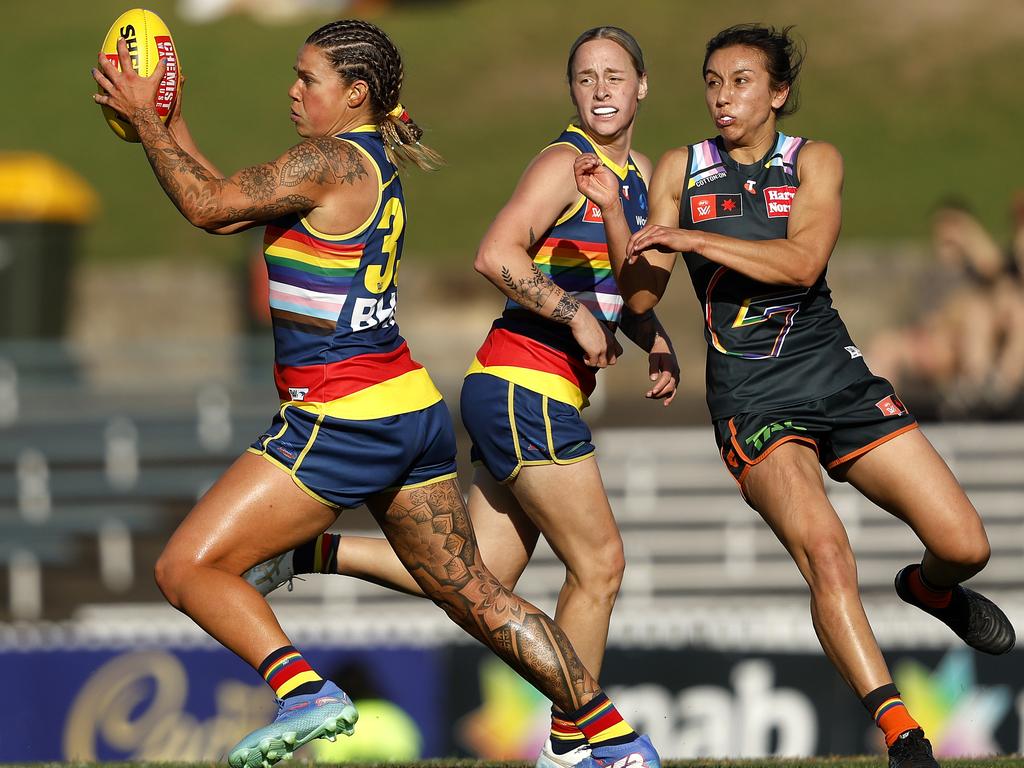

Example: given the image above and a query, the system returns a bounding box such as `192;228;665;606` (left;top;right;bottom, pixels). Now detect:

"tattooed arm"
92;39;368;233
474;145;620;367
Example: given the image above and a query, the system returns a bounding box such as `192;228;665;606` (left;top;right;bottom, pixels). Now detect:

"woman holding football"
92;19;659;768
575;22;1014;768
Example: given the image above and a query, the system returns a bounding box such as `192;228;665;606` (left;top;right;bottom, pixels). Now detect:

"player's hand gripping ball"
98;8;180;142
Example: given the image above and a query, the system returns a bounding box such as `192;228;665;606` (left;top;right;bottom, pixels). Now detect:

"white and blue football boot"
579;734;661;768
228;680;357;768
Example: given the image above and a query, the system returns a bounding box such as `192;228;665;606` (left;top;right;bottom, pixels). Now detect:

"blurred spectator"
868;197;1024;420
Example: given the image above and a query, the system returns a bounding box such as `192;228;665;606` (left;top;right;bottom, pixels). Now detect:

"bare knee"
801;536;858;596
932;534;991;576
154;546;202;610
564;539;625;604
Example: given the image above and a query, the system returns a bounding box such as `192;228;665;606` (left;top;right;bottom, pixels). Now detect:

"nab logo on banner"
583;200;604;223
691;193;743;223
764;186;797;218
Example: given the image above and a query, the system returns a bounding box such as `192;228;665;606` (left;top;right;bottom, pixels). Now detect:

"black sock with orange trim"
863;683;921;747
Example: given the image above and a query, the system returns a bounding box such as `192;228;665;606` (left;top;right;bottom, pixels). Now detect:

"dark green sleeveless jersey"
680;132;869;419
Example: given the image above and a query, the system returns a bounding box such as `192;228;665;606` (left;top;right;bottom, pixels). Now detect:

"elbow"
473;245;500;279
187;210;219;232
624;293;658;315
791;254;828;288
793;267;824;288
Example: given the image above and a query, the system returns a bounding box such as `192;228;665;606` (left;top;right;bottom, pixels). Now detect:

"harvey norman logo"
764;186;797;218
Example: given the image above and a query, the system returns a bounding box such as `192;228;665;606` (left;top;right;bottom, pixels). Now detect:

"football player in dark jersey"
576;23;1014;768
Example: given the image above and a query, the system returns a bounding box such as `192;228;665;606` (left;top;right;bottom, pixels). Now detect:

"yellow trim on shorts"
383;470;460;494
465;360;585;410
292;368;443;420
543;394;596;467
251;450;339;509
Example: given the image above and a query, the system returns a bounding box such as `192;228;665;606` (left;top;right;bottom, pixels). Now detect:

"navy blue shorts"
248;400;458;508
714;374;918;491
460;372;595;483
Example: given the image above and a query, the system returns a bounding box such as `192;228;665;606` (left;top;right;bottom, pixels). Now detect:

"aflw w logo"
635;215;647;226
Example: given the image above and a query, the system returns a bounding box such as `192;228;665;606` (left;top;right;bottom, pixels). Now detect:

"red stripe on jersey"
474;328;596;397
274;341;423;401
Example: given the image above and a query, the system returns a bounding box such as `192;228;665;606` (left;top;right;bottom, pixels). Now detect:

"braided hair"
306;20;443;170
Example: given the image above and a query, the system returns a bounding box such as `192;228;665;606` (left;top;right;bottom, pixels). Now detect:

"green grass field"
5;0;1024;267
6;760;1024;768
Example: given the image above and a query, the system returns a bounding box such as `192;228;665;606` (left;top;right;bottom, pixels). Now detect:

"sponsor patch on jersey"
845;345;863;359
764;186;797;218
743;179;757;195
875;394;908;417
582;200;603;223
691;193;743;223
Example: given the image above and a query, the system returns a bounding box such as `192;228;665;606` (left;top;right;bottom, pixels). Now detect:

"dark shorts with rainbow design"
248;400;458;508
713;374;918;494
461;372;595;484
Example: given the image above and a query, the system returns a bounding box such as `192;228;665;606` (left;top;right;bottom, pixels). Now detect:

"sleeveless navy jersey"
680;132;869;419
473;125;649;407
261;126;441;417
494;126;649;352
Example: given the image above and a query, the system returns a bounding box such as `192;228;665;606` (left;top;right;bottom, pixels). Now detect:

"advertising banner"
2;642;1021;760
446;646;1024;759
0;645;446;762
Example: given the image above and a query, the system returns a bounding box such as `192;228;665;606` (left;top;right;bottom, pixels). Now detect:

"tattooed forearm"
500;263;555;311
131;106;319;228
369;480;600;714
133;107;228;223
280;137;367;186
551;293;580;324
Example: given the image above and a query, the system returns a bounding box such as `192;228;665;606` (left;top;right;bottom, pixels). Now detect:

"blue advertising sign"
0;645;446;762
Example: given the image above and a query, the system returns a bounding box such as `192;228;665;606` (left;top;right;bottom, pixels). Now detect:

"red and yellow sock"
568;691;637;746
907;565;952;609
294;532;340;575
258;645;323;699
863;683;920;747
550;711;587;755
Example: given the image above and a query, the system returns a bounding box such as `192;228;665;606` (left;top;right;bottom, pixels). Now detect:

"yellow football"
99;8;181;142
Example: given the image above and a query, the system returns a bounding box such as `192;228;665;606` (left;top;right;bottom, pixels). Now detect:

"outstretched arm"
627;142;844;288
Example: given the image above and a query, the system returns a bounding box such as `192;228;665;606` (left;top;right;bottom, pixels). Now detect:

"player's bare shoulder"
280;137;372;189
649;145;689;202
797;140;843;184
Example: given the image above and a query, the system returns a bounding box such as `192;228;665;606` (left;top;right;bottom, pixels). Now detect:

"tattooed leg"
366;479;600;714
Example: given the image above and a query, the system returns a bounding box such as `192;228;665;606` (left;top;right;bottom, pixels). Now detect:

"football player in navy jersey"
576;23;1014;768
95;20;659;768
